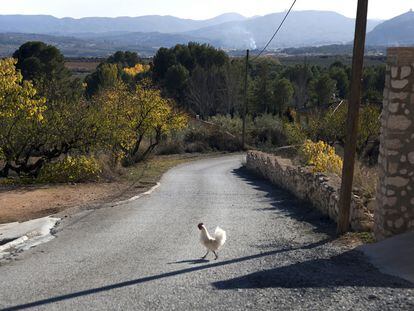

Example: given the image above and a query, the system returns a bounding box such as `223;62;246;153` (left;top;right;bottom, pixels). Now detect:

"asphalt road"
0;155;413;310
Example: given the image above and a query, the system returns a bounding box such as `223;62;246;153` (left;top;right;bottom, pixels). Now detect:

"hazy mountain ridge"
366;10;414;46
186;11;382;48
0;32;216;57
0;32;116;57
0;13;247;34
1;10;413;57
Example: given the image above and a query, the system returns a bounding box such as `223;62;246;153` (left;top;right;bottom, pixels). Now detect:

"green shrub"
38;156;102;183
184;126;241;152
250;114;287;147
304;103;380;151
185;141;211;153
283;122;307;146
184;126;209;144
157;141;185;155
208;115;243;136
207;130;241;152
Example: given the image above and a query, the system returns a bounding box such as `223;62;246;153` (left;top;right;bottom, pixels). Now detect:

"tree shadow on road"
231;166;336;238
4;237;412;311
0;238;332;311
215;167;414;291
213;249;414;290
167;259;210;265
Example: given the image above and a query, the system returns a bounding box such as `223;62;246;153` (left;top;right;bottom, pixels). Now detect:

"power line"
252;0;298;61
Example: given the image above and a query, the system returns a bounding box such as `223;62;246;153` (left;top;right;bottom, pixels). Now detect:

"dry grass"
65;61;100;73
353;163;378;200
335;231;376;247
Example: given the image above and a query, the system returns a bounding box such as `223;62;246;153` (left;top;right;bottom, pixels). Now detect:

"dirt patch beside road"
0;183;129;224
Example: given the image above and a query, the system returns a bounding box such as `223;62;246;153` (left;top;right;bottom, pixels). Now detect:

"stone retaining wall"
246;150;374;232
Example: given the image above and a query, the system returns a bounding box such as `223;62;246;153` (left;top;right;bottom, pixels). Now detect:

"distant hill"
0;11;381;48
0;32;215;57
186;11;382;49
0;33;116;57
85;31;219;50
0;13;247;35
280;44;386;56
366;10;414;46
2;10;407;57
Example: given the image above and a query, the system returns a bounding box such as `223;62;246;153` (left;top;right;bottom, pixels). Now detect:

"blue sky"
0;0;412;20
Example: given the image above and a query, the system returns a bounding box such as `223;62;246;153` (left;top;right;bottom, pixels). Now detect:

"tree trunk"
0;163;11;178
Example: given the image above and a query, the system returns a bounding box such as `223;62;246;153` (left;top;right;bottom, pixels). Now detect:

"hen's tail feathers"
214;227;227;248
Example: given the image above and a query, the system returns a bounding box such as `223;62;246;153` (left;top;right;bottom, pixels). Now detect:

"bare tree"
186;66;220;118
217;62;244;116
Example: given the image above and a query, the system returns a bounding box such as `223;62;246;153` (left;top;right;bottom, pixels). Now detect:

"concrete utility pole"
337;0;369;234
242;49;249;150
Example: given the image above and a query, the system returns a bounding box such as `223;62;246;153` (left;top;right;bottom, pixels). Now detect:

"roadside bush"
184;126;209;144
157;141;185;155
185;141;211;153
38;156;102;183
250;114;286;147
207;130;241;152
184;126;241;152
304;103;380;153
300;140;343;175
283;122;307;146
208;115;243;136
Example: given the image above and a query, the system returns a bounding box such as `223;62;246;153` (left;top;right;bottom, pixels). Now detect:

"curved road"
0;155;413;310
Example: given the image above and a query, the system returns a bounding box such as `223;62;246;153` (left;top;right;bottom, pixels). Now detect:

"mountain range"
0;10;412;57
0;13;247;35
366;10;414;46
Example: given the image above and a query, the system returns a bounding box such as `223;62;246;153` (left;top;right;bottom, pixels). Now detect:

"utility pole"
242;49;249;150
337;0;368;234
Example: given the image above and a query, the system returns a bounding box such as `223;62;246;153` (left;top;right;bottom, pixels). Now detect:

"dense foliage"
84;51;149;97
151;43;385;123
38;155;102;183
0;44;187;180
93;81;187;164
152;43;241;117
1;40;386;181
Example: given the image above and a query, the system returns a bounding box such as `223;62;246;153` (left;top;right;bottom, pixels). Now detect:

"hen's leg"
201;250;209;259
213;251;218;260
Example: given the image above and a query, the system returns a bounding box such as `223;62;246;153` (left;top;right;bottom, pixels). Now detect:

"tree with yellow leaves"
300;140;343;175
0;58;46;177
94;80;187;164
1;58;97;178
0;58;46;120
123;63;150;77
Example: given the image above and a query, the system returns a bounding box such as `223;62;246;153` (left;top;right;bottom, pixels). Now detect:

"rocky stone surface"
246;151;374;232
375;48;414;240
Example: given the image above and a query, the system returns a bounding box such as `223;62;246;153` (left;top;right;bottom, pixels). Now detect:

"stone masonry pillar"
375;47;414;240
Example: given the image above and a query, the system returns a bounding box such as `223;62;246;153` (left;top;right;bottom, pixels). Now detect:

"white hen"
198;223;227;260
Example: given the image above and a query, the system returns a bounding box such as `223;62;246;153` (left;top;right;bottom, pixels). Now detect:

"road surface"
0;155;413;310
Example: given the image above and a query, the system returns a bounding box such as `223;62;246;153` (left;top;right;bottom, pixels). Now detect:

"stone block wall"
246;151;374;232
375;47;414;240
